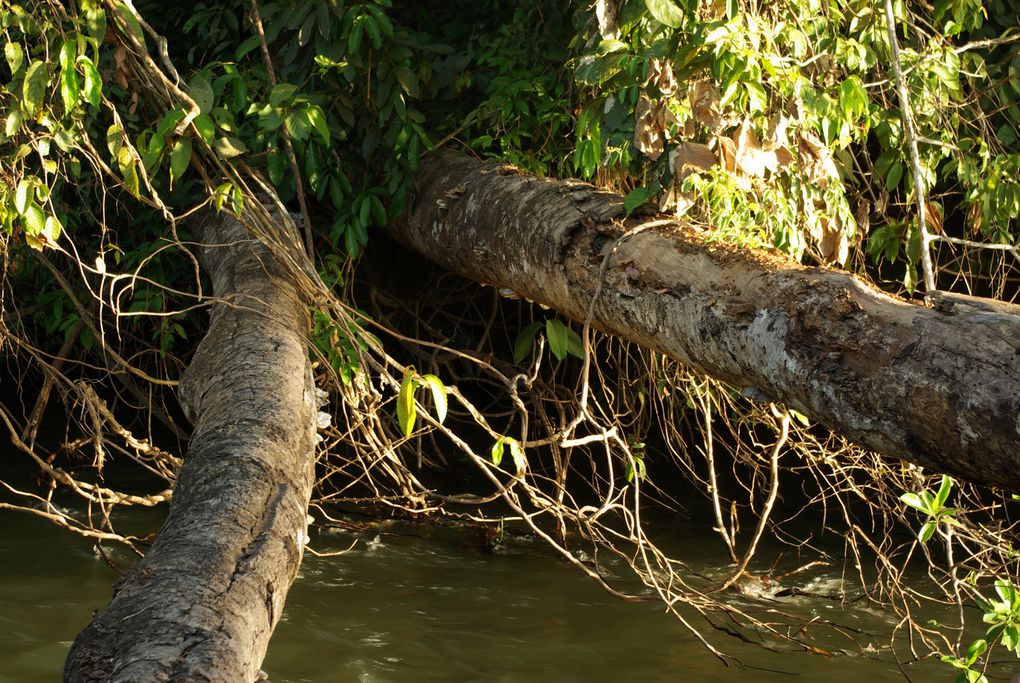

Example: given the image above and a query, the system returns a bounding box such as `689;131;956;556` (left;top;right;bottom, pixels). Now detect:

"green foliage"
942;578;1020;683
397;368;418;438
491;435;526;474
393;366;447;438
626;438;647;482
444;2;576;177
565;0;1019;285
512;318;584;364
310;309;374;385
900;475;958;543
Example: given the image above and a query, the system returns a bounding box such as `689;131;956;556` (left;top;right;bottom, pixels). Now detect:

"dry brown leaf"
114;44;130;90
716;134;737;173
633;94;677;161
732;120;770;178
646;58;677;97
671;141;717;181
596;0;620;39
797;130;840;188
699;0;726;20
816;215;849;265
924;200;943;235
689;80;723;132
855;198;871;237
764;115;791;151
731;119;789;179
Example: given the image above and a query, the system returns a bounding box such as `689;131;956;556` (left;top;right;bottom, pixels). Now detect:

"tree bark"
65;205;318;681
391;153;1020;492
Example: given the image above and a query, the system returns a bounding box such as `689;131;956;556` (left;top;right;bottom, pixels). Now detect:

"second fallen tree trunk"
391;153;1020;492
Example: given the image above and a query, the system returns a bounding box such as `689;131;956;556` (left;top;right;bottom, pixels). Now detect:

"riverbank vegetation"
2;0;1019;680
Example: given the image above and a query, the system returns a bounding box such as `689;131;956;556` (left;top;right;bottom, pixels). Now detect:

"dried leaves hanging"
595;0;620;39
634;94;678;161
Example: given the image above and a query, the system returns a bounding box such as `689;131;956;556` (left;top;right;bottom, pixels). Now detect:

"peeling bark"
391;153;1020;492
65;205;317;682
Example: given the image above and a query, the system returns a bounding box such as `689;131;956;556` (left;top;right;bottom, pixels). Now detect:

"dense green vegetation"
2;0;1019;680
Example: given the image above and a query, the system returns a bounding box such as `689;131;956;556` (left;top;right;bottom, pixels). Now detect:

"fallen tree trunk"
65;205;318;681
391;153;1020;492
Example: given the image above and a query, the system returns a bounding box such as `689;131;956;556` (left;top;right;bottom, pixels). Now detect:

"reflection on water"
0;502;953;682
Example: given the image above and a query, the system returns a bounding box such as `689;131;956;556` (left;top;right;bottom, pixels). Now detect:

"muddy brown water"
1;494;972;683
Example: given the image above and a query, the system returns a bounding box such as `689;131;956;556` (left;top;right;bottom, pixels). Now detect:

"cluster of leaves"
150;0;432;258
513;317;584;364
567;0;1020;291
945;578;1020;683
0;1;106;251
900;476;1020;680
900;474;958;544
449;2;577;177
0;1;203;357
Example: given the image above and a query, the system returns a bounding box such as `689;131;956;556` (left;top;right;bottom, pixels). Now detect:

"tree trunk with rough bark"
64;205;318;682
391;153;1020;492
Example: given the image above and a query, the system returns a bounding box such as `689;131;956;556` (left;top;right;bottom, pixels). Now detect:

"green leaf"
5;109;23;137
193;113;216;143
285;110;312;141
44;214;62;243
397;370;418;438
790;410;810;427
5;41;23;74
900;492;925;512
14;178;32;214
886;161;904;191
513;322;544;364
269;83;299;106
935;475;953;508
83;3;107;42
348;16;365;54
231;185;244;216
546;319;570;360
170;136;192;185
492;436;526;473
623;186;652;216
188;74;214;113
22;201;45;234
421;374;447;424
155;108;186;139
965;638;987;665
645;0;685;28
235;35;261;61
78;57;102;109
112;2;146;45
212;136;248;158
23;60;50;118
919;520;937;544
508;438;527;474
304;105;330;146
267;149;286;186
574;53;624;85
565;327;584;359
839;76;868;121
994;579;1017;605
392;64;419;97
213;182;233;212
491;438;505;467
1001;624;1020;653
117;146;140;196
369;195;386;227
626;457;647;482
59;38;80;111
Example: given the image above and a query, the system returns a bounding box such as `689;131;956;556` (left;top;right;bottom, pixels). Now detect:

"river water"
0;480;963;683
